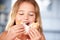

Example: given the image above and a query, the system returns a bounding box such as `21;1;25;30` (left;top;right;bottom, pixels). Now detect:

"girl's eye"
29;12;35;16
29;13;34;16
18;12;24;15
19;13;24;15
29;14;34;16
18;11;24;15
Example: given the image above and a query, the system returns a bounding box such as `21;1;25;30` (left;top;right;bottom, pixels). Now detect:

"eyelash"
19;13;24;15
29;14;34;16
18;13;34;16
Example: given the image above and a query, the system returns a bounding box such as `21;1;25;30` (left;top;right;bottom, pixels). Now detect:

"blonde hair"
5;0;43;33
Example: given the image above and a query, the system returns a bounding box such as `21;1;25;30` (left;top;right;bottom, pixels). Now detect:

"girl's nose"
24;15;28;20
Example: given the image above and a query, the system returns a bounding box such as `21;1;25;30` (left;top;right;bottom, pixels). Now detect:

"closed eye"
18;12;24;15
29;13;35;16
19;13;24;15
29;14;34;16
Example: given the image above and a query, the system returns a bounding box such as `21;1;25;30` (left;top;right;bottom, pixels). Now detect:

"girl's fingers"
6;24;25;40
9;24;25;33
15;29;25;33
28;30;34;39
11;32;23;40
30;28;36;36
28;28;38;39
8;25;25;38
8;28;24;34
28;28;41;40
12;25;24;30
31;28;41;37
15;37;21;40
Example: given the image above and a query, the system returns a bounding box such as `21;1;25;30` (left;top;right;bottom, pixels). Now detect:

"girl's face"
15;2;36;25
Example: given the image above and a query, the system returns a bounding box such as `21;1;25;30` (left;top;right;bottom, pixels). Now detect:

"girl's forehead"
19;2;35;8
18;2;35;12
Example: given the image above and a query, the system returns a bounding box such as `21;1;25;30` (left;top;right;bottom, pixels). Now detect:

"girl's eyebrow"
18;10;24;12
29;11;35;13
18;10;24;13
18;10;35;13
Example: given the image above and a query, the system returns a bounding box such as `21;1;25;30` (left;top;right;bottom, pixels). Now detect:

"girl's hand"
4;24;24;40
28;28;41;40
14;37;21;40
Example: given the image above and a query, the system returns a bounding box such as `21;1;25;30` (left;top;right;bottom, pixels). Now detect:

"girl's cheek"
17;15;23;20
29;20;35;25
29;17;35;22
16;15;24;24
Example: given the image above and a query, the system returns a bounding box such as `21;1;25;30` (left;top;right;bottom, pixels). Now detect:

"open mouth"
26;22;30;26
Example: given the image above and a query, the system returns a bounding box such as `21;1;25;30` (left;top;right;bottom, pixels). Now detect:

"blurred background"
0;0;60;40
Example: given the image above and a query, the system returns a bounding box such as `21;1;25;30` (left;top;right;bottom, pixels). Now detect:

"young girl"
0;0;45;40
